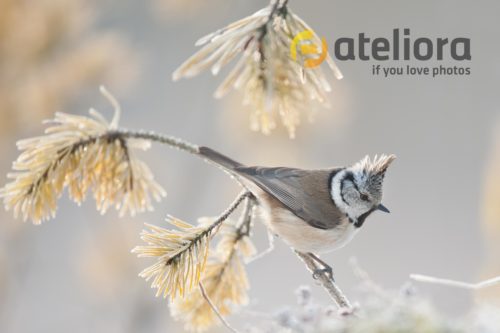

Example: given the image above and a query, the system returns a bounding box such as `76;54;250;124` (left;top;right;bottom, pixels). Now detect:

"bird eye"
360;193;369;201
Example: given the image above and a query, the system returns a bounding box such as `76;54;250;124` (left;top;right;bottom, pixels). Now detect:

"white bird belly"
240;179;358;253
258;201;358;254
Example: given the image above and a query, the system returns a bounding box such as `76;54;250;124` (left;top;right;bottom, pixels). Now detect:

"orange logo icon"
290;30;328;68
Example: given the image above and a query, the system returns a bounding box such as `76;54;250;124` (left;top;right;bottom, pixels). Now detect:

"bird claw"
308;252;335;281
312;267;334;281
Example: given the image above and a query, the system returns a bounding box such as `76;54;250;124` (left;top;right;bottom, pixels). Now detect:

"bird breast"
257;194;357;254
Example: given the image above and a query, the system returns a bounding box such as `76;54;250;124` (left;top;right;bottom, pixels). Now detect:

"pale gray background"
1;0;499;332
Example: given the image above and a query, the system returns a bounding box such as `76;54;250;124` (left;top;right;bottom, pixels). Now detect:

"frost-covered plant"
248;283;500;333
173;0;342;138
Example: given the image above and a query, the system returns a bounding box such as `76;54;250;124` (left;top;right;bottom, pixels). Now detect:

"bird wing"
235;166;345;230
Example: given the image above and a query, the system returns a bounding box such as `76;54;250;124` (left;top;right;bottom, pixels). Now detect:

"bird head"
331;154;396;226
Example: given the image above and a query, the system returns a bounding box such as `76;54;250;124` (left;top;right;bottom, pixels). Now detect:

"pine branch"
133;191;251;300
199;282;241;333
0;110;166;224
1;86;355;323
0;88;239;224
171;0;341;138
170;196;256;331
117;130;199;155
295;251;352;309
410;274;500;290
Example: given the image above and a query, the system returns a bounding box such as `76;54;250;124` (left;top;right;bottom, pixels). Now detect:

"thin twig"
236;194;255;236
267;0;281;21
295;251;352;309
349;257;387;298
116;129;250;190
258;0;288;43
195;200;254;333
410;274;500;290
165;191;251;265
99;85;121;129
199;282;241;333
157;191;251;271
117;129;199;154
212;191;252;236
246;230;275;264
95;87;199;154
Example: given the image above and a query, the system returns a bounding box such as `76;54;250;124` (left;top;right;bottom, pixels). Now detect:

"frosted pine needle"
133;192;252;302
170;220;255;331
132;216;218;300
0;87;165;224
173;0;342;138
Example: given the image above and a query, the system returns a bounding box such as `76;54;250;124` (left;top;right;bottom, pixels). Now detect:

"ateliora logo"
291;28;471;77
290;30;328;68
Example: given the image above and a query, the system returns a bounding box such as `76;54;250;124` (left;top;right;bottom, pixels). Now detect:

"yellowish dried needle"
170;197;256;332
0;87;166;224
132;192;251;301
172;0;342;138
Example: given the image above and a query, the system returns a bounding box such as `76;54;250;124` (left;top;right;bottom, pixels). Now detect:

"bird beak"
377;203;390;213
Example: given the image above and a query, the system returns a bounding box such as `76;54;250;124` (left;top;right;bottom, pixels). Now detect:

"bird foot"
309;252;335;281
312;266;334;281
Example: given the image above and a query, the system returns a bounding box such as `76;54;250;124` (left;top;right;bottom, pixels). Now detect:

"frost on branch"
173;0;342;138
0;87;165;224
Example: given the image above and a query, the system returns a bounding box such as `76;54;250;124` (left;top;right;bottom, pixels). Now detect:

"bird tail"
198;146;243;171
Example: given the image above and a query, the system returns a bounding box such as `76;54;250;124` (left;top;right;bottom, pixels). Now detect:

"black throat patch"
354;207;377;228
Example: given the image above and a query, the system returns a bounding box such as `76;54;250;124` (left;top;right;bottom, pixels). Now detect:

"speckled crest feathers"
353;154;396;177
351;154;396;194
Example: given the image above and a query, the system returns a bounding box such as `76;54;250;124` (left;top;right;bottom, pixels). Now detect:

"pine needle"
0;87;165;224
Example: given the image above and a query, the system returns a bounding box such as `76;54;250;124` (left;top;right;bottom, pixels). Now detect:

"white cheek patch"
331;170;350;215
331;168;371;222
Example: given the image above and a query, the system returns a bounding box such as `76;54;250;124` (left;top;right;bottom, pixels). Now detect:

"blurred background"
0;0;499;332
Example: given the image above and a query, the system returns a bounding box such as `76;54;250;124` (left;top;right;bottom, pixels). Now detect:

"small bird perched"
199;146;396;277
